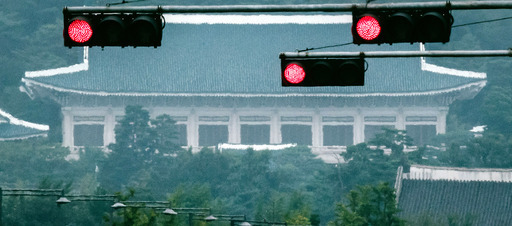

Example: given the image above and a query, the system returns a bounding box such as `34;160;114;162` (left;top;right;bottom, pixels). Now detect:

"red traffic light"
355;15;381;41
63;11;163;48
283;63;306;84
281;57;365;87
67;19;93;43
352;10;453;44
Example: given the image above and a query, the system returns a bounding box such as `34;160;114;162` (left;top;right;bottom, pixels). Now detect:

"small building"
21;14;485;156
0;109;49;141
395;165;512;225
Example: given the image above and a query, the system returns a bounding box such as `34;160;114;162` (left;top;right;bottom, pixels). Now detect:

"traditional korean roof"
22;14;486;97
396;165;512;225
0;109;49;141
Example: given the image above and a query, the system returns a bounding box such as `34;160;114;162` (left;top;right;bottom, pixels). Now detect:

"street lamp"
231;219;288;226
111;200;171;209
55;194;116;208
203;214;247;226
162;208;178;215
111;200;178;216
161;207;211;226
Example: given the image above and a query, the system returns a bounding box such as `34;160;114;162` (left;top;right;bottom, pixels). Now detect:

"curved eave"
0;133;48;141
22;77;486;98
0;109;50;131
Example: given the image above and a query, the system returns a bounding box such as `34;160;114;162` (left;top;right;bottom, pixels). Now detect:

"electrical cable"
297;42;353;52
298;15;512;52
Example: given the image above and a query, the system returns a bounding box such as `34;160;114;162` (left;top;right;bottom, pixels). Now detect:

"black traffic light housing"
280;56;365;87
63;9;163;48
352;9;453;44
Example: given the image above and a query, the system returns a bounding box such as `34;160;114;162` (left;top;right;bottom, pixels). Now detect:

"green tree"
0;138;72;186
330;182;404;226
98;105;182;192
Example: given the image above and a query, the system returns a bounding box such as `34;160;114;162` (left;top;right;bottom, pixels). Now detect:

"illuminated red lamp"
355;15;381;41
67;19;93;43
283;63;306;84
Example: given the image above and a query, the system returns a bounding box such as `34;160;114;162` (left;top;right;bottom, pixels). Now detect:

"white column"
229;109;240;144
396;108;405;130
104;108;116;146
354;109;364;144
61;108;73;147
437;107;448;134
312;110;322;147
270;109;281;144
188;109;199;151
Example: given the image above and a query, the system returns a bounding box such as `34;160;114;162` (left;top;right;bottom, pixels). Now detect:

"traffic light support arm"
280;49;512;58
64;1;512;14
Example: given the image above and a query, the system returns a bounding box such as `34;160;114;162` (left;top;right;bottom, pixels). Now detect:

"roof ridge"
24;47;88;78
403;178;512;184
0;109;49;131
411;164;512;172
420;44;486;79
21;77;486;97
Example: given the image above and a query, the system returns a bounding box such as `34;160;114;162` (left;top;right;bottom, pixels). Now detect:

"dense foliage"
330;182;404;226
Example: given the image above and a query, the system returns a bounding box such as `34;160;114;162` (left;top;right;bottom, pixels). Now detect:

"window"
323;125;353;146
364;125;394;142
406;125;436;146
199;125;228;146
74;124;104;146
175;124;187;146
241;124;270;144
281;125;312;145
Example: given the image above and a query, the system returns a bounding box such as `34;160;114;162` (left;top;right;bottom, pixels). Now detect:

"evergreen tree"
330;182;404;226
98;105;182;192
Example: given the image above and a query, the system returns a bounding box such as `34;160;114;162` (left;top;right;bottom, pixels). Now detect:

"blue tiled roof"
0;109;48;140
26;16;483;95
0;123;46;140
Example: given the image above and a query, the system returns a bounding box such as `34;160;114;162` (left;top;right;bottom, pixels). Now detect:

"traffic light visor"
418;11;452;42
97;15;127;46
130;15;162;46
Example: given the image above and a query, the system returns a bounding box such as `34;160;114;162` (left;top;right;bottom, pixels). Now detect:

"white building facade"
21;14;485;156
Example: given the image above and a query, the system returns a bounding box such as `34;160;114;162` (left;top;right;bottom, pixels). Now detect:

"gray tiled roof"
0;110;48;140
0;124;47;140
398;179;512;225
26;16;483;95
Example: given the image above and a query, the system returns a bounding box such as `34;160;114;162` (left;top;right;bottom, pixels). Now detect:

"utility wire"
453;16;512;28
293;14;512;52
297;42;353;52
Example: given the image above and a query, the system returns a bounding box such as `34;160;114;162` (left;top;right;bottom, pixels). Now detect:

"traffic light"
352;9;453;44
63;10;164;48
280;57;365;86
